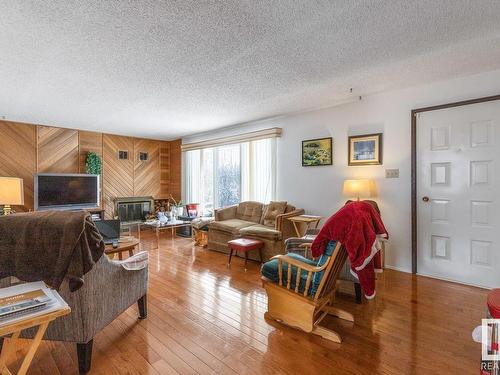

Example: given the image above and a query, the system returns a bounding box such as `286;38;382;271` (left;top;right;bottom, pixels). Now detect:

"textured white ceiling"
1;1;500;139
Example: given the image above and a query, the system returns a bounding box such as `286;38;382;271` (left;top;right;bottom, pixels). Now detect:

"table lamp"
0;177;24;215
343;179;375;201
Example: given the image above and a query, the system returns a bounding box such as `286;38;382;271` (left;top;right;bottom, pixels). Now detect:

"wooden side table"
287;215;322;237
105;237;140;260
0;307;70;375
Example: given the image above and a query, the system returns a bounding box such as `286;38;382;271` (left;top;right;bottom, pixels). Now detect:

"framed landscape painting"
302;137;333;166
348;133;382;166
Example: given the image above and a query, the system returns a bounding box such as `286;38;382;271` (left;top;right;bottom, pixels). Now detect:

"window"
183;138;276;215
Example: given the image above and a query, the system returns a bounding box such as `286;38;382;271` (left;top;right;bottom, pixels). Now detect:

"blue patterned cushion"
261;240;338;296
261;253;316;294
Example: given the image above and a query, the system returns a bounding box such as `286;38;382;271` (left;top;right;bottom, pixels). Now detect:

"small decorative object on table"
348;133;382;166
157;211;168;224
302;137;333;166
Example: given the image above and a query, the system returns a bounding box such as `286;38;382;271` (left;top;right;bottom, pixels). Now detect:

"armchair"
0;253;148;374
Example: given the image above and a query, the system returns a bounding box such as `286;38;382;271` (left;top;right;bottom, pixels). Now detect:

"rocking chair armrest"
270;254;328;273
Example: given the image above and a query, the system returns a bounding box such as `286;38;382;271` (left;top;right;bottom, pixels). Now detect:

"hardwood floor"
6;232;487;374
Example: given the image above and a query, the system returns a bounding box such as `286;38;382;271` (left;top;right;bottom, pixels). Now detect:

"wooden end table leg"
0;331;20;373
244;251;248;271
17;321;50;375
292;221;301;237
118;252;123;261
228;248;234;266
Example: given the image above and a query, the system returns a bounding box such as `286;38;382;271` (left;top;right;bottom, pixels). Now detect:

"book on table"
0;281;69;327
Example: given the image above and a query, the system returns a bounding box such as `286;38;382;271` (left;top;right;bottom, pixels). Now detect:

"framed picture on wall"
302;137;333;166
348;133;382;166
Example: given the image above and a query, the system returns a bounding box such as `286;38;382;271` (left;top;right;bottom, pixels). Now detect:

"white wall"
183;68;500;272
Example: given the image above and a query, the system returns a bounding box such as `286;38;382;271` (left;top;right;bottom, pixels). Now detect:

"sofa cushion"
239;224;282;241
261;253;317;294
209;219;255;235
235;201;263;223
263;201;287;227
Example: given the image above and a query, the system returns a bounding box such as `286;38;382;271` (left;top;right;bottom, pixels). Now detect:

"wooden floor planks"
5;231;487;374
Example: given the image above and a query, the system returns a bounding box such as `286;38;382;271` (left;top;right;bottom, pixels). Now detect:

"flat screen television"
35;173;100;211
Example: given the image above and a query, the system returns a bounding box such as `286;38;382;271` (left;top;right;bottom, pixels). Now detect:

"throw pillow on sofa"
263;201;287;227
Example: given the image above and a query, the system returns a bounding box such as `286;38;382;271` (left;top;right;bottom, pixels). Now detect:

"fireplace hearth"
114;196;154;223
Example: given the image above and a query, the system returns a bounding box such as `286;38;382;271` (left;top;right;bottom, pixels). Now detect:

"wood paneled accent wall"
0;120;181;217
0;121;37;210
169;139;182;201
78;131;103;173
37;126;79;173
133;139;160;198
102;134;135;219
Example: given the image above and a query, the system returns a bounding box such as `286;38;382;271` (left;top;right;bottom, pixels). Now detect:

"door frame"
411;94;500;273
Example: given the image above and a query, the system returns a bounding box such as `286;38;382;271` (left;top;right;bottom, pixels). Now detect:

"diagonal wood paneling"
169;139;182;201
103;134;134;218
0;121;181;215
37;126;79;173
134;138;160;198
159;141;171;198
79;130;103;207
0;121;36;211
79;130;103;173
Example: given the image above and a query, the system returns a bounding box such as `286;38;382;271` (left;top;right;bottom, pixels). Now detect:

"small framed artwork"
302;137;333;166
348;133;382;166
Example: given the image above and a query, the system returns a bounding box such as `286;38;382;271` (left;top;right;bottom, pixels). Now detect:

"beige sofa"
207;201;304;261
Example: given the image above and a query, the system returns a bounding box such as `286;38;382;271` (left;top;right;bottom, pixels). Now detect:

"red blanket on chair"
311;201;388;299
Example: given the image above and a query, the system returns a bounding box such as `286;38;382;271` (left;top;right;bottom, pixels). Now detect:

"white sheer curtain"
183;150;201;204
183;137;276;214
242;138;276;203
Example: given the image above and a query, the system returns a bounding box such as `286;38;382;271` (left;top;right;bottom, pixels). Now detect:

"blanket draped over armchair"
0;210;104;291
311;201;388;299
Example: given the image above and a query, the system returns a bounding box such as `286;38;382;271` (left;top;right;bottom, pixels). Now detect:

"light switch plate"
385;169;399;178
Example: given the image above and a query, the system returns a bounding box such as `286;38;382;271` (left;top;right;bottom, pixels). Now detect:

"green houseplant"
85;152;102;175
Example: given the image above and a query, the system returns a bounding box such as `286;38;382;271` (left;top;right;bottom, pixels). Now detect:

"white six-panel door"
417;100;500;288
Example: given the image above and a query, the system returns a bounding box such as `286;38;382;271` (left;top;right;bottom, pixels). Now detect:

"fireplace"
114;197;154;223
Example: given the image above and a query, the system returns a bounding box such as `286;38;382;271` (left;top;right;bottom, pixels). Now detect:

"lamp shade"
0;177;24;205
343;179;375;200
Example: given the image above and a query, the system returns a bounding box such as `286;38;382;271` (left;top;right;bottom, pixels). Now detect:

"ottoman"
227;238;264;271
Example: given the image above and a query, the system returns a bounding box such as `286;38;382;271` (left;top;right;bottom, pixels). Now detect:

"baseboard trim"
384;265;411;274
416;271;491;290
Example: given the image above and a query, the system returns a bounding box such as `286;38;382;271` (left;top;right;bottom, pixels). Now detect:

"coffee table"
142;220;192;249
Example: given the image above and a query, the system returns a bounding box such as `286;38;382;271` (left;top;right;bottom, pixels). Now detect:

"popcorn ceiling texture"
1;0;500;139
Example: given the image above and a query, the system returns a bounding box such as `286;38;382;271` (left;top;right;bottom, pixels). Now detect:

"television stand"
86;208;105;221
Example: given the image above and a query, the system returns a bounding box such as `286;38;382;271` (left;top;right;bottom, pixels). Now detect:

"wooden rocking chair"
262;241;353;343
